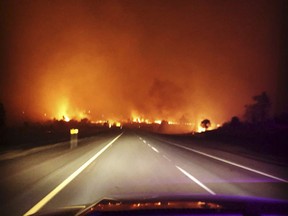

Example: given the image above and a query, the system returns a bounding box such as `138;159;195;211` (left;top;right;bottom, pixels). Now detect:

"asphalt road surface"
1;129;288;215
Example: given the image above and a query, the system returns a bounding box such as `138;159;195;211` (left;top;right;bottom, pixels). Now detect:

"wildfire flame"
63;115;70;122
52;99;88;122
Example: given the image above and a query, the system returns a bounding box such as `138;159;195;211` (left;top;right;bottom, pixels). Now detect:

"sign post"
70;128;79;149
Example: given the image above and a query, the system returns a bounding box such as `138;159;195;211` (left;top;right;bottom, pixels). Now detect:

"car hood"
30;194;288;216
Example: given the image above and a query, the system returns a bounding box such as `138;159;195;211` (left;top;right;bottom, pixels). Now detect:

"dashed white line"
161;139;288;183
151;146;159;153
176;166;216;195
140;137;214;194
162;155;171;162
23;133;123;216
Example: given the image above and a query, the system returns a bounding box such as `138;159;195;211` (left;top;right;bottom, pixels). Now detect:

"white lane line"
176;166;216;195
151;146;159;153
23;133;123;216
139;137;142;140
163;140;288;183
162;155;171;162
148;143;151;147
143;140;146;144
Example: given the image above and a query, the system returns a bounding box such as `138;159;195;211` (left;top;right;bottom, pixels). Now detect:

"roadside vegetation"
0;117;117;152
160;92;288;163
0;92;287;161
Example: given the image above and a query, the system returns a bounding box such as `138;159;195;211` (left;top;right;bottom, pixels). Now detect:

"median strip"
23;132;123;216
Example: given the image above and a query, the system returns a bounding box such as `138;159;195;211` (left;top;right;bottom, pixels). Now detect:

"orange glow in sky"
0;1;286;125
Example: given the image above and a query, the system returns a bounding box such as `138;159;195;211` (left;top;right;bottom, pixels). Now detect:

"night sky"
0;0;287;125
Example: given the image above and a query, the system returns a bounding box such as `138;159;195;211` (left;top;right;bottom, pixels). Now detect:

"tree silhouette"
158;120;169;132
200;119;211;131
244;92;271;123
179;115;189;125
230;116;240;126
0;103;5;146
0;103;5;128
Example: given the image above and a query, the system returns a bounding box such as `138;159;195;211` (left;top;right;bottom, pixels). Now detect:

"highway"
0;129;287;215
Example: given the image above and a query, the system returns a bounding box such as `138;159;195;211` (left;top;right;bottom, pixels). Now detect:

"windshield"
0;1;288;216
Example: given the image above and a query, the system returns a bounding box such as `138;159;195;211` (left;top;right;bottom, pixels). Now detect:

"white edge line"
176;166;216;195
164;140;288;183
23;133;123;216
